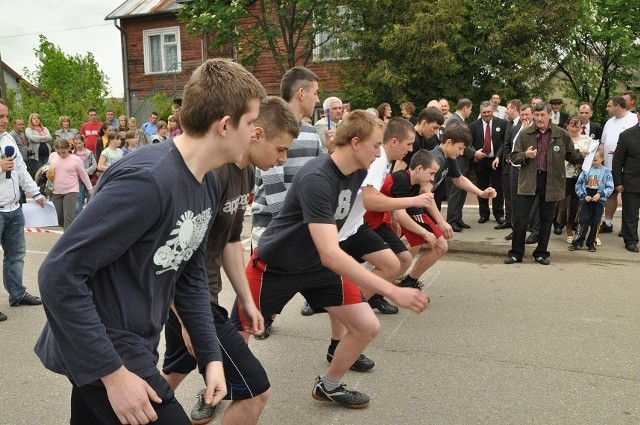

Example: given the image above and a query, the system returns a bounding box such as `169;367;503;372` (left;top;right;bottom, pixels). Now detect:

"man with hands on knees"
34;59;267;424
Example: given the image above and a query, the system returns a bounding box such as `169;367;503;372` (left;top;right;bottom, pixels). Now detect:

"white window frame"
143;27;182;75
313;7;354;62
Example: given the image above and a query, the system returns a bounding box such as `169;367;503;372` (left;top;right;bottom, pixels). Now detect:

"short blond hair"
333;110;383;147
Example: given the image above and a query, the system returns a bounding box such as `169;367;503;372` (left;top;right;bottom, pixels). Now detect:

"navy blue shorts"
162;303;270;400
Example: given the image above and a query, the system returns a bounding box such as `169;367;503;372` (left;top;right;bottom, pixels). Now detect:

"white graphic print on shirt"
154;209;213;274
334;189;352;221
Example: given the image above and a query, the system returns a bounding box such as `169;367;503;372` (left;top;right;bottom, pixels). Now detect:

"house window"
313;7;354;62
143;27;181;74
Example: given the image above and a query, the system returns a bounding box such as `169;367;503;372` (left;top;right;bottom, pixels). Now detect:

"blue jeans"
76;182;89;217
0;208;27;305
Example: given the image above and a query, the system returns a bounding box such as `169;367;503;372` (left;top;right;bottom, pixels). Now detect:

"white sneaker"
566;236;573;244
596;237;602;246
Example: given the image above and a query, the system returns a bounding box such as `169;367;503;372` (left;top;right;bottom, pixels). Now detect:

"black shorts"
340;223;389;262
234;251;365;330
372;223;409;254
162;303;270;400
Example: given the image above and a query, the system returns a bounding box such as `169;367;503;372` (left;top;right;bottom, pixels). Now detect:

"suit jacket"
469;117;508;159
552;111;569;128
589;123;603;141
446;112;465;127
612;124;640;192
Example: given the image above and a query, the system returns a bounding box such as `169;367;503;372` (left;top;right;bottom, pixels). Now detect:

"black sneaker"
311;376;369;408
587;245;596;252
326;351;375;372
398;277;421;289
254;318;273;340
190;389;219;425
568;245;581;251
600;222;613;233
0;311;6;322
368;295;399;314
301;302;315;316
12;293;42;306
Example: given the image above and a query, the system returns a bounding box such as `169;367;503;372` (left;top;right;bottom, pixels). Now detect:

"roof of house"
1;59;23;81
105;0;181;20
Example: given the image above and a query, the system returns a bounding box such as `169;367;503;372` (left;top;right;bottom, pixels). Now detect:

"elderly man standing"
504;102;583;265
612;106;640;253
315;96;342;153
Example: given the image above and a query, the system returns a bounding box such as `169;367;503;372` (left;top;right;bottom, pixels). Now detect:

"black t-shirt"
401;132;439;167
205;163;254;303
257;154;367;272
431;145;461;192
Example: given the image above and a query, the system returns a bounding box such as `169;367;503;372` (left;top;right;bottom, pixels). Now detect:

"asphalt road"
1;208;639;424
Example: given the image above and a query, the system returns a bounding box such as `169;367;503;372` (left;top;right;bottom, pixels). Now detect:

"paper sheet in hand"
581;139;601;173
22;201;59;227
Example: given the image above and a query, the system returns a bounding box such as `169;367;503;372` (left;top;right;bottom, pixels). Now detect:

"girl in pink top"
47;138;93;230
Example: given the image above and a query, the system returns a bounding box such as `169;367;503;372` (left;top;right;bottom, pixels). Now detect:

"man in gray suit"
612;106;640;252
445;99;484;231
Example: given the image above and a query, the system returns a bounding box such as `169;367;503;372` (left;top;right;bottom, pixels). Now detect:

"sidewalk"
443;204;636;264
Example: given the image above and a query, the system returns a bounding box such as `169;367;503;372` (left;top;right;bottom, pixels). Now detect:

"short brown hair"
255;97;300;141
441;123;472;147
384;116;415;143
280;66;319;102
125;130;137;140
181;59;267;138
54;138;71;150
333;110;384;147
417;107;444;125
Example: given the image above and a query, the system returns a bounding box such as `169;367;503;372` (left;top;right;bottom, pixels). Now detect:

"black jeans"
509;171;556;260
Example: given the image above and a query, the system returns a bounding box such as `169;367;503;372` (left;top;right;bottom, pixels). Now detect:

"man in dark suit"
469;101;508;224
445;99;484;231
612;107;640;253
578;102;602;140
494;99;522;229
550;98;569;128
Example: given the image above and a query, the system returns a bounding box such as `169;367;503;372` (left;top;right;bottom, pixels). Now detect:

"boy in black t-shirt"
235;111;429;409
398;124;497;287
161;97;299;424
35;59;267;425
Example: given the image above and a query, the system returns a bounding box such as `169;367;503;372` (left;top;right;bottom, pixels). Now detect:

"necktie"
484;122;491;155
581;125;586;135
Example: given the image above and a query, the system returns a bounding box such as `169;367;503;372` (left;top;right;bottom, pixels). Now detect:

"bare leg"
323;304;380;381
407;237;448;279
161;371;188;390
359;249;400;299
604;193;618;221
221;390;271;425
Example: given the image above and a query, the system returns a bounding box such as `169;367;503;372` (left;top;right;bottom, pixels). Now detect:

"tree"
555;0;640;122
8;35;110;132
177;0;340;76
336;0;580;110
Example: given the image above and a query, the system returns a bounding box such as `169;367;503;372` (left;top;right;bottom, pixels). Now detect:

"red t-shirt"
80;121;103;153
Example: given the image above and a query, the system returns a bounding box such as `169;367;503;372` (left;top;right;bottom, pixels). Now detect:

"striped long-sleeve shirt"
251;121;322;228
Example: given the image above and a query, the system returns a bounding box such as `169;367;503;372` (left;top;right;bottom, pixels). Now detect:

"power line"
0;23;113;40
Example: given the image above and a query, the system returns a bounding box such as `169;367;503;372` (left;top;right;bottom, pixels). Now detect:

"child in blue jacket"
570;150;614;252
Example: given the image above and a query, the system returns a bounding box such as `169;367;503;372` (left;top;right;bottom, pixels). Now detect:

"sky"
1;0;126;97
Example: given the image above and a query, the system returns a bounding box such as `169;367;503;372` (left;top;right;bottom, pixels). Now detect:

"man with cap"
550;99;569;128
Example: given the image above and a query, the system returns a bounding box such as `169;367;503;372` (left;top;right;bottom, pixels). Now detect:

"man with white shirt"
469;101;508;224
549;98;569;128
600;96;639;233
490;93;508;120
0;99;46;322
577;102;602;140
315;96;342;153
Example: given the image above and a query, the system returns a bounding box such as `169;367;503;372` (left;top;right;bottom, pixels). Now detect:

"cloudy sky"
1;0;125;97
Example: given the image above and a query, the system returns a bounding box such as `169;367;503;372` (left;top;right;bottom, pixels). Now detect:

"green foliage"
557;0;640;123
337;0;580;111
8;35;110;130
147;92;174;121
178;0;340;75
